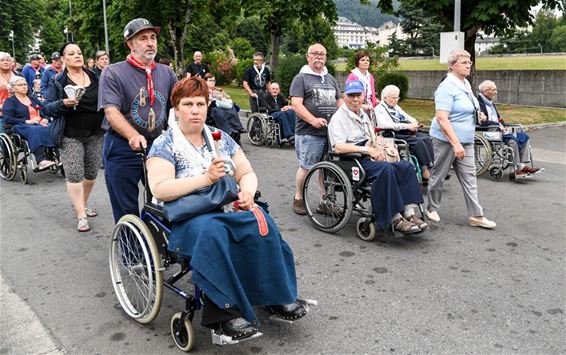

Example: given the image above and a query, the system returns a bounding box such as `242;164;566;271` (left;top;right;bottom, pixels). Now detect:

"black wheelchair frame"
0;127;63;184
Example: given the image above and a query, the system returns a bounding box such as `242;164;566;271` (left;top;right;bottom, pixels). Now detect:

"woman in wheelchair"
329;80;428;235
203;73;247;136
146;77;306;340
374;84;434;183
3;76;56;170
477;80;540;177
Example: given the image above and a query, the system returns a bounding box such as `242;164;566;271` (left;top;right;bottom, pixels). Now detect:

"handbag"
163;175;239;223
48;116;65;145
372;135;400;163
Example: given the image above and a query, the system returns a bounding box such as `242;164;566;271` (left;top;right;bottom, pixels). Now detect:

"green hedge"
273;54;307;96
375;72;409;101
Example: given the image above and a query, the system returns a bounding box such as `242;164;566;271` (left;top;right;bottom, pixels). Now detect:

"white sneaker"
468;216;496;229
426;210;440;222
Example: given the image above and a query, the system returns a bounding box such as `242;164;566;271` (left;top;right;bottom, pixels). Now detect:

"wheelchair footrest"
211;330;263;345
268;298;318;324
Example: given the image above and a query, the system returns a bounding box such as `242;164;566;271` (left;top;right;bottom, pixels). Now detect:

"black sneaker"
218;318;258;340
265;302;307;320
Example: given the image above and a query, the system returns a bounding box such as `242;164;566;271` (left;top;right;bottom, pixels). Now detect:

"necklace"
67;70;87;87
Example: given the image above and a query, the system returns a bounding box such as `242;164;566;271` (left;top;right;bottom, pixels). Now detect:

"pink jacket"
346;72;378;107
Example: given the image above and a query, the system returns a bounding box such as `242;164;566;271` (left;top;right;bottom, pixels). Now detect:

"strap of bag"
251;207;269;237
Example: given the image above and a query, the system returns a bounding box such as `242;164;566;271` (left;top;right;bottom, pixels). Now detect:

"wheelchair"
0;126;63;184
474;124;538;181
205;103;243;145
302;138;425;242
246;98;294;148
109;157;315;352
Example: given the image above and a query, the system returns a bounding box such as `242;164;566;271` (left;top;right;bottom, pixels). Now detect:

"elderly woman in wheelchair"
374;84;434;184
476;80;541;180
326;80;428;236
2;76;57;171
145;77;309;344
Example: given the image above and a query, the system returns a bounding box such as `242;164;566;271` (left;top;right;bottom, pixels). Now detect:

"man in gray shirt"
289;43;343;215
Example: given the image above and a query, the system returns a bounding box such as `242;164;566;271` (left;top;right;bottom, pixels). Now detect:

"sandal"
407;215;429;231
77;217;90;232
392;217;420;235
84;205;97;217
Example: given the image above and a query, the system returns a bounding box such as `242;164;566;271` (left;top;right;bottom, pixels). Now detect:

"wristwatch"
360;146;368;154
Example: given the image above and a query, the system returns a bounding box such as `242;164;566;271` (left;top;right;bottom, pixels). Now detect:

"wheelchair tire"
474;133;492;176
171;312;195;352
109;214;163;324
356;217;377;242
489;166;504;182
247;113;267;146
0;134;18;181
303;161;353;234
20;166;28;185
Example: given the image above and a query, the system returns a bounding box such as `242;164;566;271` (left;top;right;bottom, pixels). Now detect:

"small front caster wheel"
356;217;377;242
171;312;195;352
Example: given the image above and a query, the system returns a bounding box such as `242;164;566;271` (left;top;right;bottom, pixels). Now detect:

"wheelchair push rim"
247;113;267;146
303;161;353;233
109;214;163;324
0;133;18;181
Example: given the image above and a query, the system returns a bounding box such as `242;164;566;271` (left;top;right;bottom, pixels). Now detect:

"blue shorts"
295;134;327;169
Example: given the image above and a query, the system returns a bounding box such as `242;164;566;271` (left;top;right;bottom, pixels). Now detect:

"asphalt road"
1;125;565;354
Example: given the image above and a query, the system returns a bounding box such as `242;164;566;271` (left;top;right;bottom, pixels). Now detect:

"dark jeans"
249;90;267;113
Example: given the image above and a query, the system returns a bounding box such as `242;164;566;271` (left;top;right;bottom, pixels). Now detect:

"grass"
220;86;566;125
334;55;566;72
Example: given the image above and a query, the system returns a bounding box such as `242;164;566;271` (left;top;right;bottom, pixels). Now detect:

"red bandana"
127;54;157;107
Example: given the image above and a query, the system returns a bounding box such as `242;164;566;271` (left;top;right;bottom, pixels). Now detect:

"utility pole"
8;30;15;60
102;0;110;56
68;0;74;42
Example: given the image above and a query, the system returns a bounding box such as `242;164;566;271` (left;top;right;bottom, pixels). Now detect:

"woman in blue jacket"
3;76;56;170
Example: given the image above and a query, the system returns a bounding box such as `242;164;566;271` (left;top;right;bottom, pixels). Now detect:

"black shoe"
218;318;258;340
265;301;307;320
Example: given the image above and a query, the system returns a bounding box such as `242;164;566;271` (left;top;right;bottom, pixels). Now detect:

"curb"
523;121;566;131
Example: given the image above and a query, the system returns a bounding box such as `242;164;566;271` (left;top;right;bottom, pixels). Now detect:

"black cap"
51;52;61;60
30;54;41;61
123;18;161;41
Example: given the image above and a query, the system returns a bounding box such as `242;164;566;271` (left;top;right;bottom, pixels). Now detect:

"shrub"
375;72;409;101
274;54;307;96
344;44;400;79
206;49;237;85
235;58;253;85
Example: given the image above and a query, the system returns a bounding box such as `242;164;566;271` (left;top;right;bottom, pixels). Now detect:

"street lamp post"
102;0;110;55
64;27;69;42
8;30;15;60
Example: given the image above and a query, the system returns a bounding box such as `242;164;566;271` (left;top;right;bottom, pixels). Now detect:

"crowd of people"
1;15;545;344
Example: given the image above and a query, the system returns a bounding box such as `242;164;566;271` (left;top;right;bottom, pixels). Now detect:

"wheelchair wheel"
356;217;377;242
171;312;195;352
303;161;353;233
474;133;492;176
109;214;163;324
247;113;267;146
20;166;28;184
489;166;504;182
0;134;18;181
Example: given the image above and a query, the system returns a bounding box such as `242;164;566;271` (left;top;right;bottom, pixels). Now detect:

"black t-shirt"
186;62;207;77
63;73;104;137
243;66;271;91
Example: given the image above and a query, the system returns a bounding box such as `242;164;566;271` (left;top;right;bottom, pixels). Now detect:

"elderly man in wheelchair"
110;77;314;352
318;80;427;238
476;80;542;181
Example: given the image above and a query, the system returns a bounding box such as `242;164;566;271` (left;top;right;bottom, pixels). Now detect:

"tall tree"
242;0;337;72
0;0;44;62
374;0;564;84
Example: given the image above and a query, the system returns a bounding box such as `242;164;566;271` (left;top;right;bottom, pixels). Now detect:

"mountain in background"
335;0;399;28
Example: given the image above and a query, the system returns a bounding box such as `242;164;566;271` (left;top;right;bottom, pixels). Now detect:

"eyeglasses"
456;60;473;65
0;58;12;62
389;96;400;100
207;79;216;82
13;83;28;87
309;51;327;57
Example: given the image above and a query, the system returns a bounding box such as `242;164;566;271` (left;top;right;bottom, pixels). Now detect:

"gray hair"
0;52;11;60
9;76;26;87
381;85;400;101
447;50;471;66
478;80;496;94
253;52;264;59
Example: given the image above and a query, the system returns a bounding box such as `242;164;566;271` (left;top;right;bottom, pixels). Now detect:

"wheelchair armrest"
380;129;396;138
327;151;363;159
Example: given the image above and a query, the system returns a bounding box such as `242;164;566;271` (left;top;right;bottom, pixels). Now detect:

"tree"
374;0;564;85
550;24;566;52
242;0;337;73
0;0;44;63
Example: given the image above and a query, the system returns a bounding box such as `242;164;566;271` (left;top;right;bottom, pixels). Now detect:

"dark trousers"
249;90;266;113
103;132;145;222
201;294;241;328
395;132;435;168
271;110;296;140
209;106;244;135
361;159;423;230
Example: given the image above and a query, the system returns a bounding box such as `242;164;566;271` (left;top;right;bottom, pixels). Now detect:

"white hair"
9;76;26;87
447;50;470;66
478;80;496;94
380;85;400;101
0;52;11;60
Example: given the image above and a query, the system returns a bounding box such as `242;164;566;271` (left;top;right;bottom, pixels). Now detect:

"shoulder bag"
372;135;400;163
163;175;239;223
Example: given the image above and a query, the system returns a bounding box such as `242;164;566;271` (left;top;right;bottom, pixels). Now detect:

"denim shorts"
295;134;327;169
